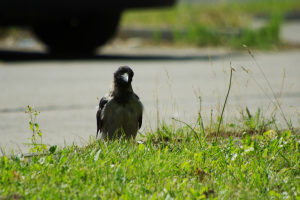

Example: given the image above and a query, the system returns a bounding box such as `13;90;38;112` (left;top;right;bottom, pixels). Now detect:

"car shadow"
0;50;238;62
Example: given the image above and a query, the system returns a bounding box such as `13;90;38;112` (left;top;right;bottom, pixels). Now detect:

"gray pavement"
282;21;300;45
0;48;300;154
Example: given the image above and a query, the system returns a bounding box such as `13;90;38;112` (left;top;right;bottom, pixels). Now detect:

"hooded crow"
96;66;143;141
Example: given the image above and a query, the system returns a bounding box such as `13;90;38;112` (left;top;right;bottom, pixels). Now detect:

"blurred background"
0;0;299;53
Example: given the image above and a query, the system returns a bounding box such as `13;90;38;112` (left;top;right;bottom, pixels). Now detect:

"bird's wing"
96;97;108;138
134;93;143;129
134;93;140;100
138;115;143;130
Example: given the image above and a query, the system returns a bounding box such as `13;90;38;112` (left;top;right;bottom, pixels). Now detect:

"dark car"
0;0;176;54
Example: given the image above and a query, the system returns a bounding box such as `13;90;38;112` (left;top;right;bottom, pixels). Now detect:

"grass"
121;0;300;49
0;124;299;199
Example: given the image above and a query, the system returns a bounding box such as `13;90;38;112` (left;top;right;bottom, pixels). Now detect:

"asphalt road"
0;48;300;154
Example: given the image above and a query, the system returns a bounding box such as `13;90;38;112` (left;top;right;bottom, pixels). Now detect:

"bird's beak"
121;73;129;82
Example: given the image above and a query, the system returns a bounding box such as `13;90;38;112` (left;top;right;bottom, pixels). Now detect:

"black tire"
33;13;121;54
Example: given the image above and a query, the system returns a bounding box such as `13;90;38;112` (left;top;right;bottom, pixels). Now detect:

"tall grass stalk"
242;45;292;131
216;64;234;141
198;97;205;138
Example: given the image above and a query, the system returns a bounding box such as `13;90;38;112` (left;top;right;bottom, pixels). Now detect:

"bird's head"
114;66;134;86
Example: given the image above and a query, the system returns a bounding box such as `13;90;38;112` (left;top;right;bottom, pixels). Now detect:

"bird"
96;66;143;141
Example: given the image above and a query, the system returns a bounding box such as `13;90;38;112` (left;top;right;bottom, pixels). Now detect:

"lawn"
1;123;299;199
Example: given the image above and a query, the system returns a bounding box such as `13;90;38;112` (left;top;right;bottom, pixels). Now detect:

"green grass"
1;119;300;199
121;0;300;49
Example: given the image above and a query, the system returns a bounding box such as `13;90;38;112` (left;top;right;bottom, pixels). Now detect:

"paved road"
0;48;300;154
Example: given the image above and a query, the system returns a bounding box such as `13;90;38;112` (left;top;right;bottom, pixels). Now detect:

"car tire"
33;13;121;55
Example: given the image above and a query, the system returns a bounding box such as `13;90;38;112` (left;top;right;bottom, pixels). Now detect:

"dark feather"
134;93;140;99
96;97;108;138
138;115;143;129
135;93;142;129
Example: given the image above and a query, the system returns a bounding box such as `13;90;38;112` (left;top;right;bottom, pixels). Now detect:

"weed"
22;106;57;155
236;107;275;135
24;105;47;153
